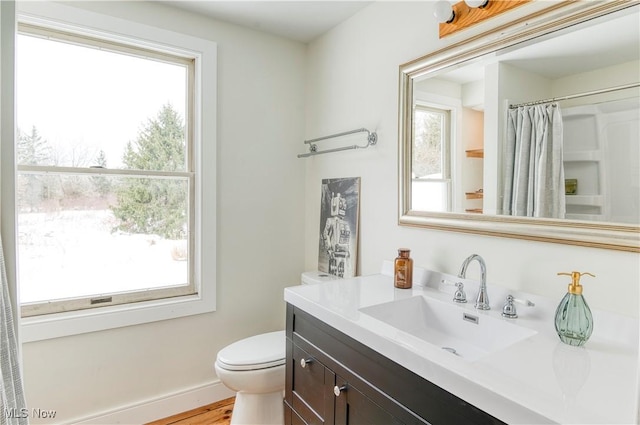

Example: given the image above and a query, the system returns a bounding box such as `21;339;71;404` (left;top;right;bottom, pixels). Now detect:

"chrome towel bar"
297;127;377;158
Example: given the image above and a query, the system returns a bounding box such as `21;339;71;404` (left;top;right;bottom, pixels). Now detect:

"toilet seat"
216;330;285;371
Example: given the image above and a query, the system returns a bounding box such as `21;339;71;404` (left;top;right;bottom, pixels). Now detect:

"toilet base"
231;390;284;425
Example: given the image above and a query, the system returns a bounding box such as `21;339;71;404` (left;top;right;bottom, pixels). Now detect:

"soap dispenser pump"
554;271;595;347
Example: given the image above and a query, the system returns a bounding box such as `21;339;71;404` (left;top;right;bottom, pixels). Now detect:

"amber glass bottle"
394;249;413;289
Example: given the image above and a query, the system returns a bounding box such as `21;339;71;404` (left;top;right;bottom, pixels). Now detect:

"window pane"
411;180;450;212
16;33;188;171
18;173;189;304
413;108;444;178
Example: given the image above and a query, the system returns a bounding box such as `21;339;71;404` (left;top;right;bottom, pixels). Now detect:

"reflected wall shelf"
565;195;604;207
562;103;607;221
465;149;484;158
563;151;602;162
465;191;484;200
566;213;605;221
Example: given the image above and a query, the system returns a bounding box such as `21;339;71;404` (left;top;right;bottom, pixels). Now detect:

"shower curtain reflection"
503;104;566;218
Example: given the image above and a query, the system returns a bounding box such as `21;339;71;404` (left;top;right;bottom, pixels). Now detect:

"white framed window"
411;104;452;212
17;23;196;317
12;2;217;341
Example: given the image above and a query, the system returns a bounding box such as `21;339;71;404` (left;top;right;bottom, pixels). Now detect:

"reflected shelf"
465;191;484;199
465;149;484;158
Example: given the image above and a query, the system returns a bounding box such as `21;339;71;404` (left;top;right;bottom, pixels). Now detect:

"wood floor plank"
171;407;232;425
146;397;234;425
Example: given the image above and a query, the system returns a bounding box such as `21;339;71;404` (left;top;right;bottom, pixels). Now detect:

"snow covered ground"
18;209;187;303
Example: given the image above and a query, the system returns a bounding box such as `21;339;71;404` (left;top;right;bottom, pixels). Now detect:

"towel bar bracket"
367;132;378;146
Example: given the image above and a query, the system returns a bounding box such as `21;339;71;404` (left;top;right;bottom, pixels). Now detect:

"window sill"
21;293;215;342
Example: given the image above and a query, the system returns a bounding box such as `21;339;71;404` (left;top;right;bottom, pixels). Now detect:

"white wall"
303;1;638;318
553;60;640;106
18;1;306;423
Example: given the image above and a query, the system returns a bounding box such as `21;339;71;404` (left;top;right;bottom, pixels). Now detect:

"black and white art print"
318;177;360;278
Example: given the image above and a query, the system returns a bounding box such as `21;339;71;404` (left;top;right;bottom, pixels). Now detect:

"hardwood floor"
146;397;235;425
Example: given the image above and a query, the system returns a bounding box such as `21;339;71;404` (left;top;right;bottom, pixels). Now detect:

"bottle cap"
558;271;595;295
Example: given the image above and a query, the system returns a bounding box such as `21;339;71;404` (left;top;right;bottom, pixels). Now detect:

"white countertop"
284;268;638;424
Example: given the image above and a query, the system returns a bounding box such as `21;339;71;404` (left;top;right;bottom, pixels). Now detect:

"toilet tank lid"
217;330;285;370
301;271;341;285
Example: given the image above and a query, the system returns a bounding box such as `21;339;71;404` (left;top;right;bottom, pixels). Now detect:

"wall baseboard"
72;380;235;424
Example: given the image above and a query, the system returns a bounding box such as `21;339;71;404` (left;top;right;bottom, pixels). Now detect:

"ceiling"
435;6;640;84
160;2;639;76
161;1;372;43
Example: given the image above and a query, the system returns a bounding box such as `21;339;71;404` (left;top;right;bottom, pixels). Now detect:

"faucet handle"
501;295;535;319
453;282;467;303
441;279;467;303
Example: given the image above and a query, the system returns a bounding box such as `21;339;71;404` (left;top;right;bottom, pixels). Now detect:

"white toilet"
214;271;339;425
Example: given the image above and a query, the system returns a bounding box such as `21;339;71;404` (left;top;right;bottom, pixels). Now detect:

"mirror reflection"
409;6;639;225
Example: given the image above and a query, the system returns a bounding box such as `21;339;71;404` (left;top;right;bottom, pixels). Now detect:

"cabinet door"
291;343;335;425
334;375;403;425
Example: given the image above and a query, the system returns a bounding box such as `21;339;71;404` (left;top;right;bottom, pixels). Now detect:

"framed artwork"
318;177;360;278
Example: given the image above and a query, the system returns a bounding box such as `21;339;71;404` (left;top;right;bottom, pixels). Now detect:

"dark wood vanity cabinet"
284;303;506;425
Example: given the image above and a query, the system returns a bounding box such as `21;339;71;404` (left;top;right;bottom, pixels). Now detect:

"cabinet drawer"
291;343;334;425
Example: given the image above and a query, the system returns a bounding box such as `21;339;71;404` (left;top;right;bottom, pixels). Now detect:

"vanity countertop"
284;271;638;424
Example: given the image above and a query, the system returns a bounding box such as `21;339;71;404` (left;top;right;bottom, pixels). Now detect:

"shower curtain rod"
509;82;640;109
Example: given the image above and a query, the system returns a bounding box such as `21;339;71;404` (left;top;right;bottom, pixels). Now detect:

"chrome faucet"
458;254;490;310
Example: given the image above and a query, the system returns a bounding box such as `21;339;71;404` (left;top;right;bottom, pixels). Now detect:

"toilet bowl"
214;271;340;425
215;331;286;425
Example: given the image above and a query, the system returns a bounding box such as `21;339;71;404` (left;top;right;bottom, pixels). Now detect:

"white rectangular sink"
359;295;537;361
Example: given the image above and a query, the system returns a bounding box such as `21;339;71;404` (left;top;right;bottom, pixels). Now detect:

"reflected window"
412;105;452;212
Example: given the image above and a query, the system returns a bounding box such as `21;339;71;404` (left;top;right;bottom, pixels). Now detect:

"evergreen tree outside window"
16;24;196;316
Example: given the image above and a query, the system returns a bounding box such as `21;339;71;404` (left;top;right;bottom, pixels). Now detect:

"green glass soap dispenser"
554;271;595;347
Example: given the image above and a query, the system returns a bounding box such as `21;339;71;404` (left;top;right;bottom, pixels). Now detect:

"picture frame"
318;177;360;278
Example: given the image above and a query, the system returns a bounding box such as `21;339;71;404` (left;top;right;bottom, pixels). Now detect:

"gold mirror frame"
398;0;639;253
